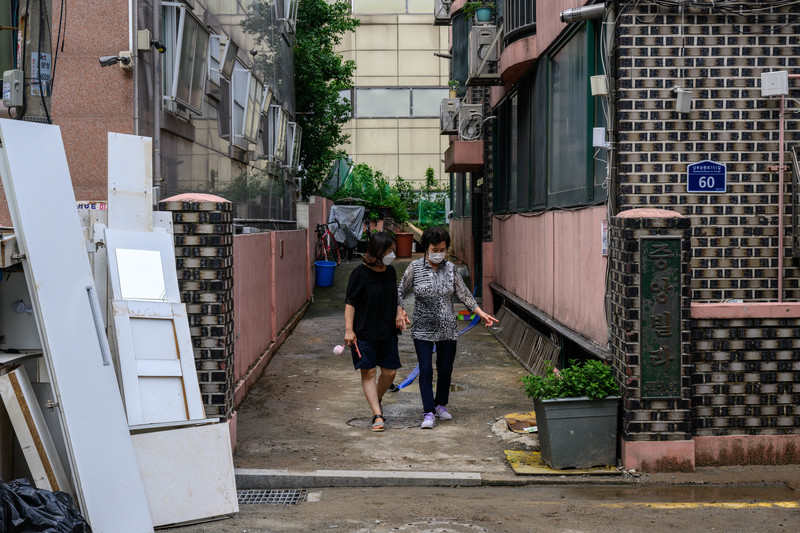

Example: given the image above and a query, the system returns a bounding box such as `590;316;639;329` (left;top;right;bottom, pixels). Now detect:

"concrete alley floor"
232;254;538;478
171;255;800;532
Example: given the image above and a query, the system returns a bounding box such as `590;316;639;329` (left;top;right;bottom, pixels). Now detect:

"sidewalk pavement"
232;254;800;491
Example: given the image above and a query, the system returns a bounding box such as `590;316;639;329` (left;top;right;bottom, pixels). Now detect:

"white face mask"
382;251;396;266
428;252;446;264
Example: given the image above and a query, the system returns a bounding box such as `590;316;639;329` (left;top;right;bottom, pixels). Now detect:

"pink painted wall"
489;207;608;348
306;197;335;291
233;234;274;382
232;229;310;390
536;1;589;55
273;230;309;331
450;218;474;285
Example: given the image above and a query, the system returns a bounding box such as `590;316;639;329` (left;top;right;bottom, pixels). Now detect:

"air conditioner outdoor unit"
467;25;501;86
434;0;453;26
440;98;460;135
458;104;483;140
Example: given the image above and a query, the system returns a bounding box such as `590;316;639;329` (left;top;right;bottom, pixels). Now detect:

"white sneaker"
421;412;435;429
435;405;452;420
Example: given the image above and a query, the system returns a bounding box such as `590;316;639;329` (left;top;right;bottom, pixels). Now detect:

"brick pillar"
609;208;694;472
159;193;234;418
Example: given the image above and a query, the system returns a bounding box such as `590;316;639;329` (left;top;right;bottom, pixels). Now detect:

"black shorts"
351;336;401;370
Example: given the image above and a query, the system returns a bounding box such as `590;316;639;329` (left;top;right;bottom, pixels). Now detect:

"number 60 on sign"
687;160;726;193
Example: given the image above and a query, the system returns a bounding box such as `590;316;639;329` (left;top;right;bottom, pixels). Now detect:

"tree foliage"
295;0;360;198
331;164;409;224
417;166;449;229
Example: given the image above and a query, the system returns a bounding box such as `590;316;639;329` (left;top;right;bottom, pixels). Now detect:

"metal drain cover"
237;489;307;505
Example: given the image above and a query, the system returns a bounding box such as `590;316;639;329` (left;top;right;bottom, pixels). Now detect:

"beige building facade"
337;0;450;185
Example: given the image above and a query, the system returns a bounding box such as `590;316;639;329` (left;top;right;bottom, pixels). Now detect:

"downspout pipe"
131;0;138;135
775;73;800;303
153;0;162;203
779;95;785;302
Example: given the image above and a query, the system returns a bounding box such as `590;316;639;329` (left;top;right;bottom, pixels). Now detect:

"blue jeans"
413;339;457;414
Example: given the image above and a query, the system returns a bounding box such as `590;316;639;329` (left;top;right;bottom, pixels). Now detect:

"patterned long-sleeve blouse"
397;258;478;342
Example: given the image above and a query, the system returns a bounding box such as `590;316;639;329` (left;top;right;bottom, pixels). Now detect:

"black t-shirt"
345;264;399;341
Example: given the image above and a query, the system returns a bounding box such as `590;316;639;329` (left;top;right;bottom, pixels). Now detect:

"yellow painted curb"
504;450;620;475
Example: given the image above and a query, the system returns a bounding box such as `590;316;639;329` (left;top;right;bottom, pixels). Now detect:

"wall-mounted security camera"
98;52;133;69
250;48;258;57
99;55;119;67
560;3;605;23
150;40;166;53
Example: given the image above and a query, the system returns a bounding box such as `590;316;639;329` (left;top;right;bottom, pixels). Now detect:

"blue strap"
395;313;483;390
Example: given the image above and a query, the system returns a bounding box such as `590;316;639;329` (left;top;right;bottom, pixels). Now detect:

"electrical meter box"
3;70;24;108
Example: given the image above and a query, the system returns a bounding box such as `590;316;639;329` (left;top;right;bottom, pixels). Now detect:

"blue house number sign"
687;160;726;193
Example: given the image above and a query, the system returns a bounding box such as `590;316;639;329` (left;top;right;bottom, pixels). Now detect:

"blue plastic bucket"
315;261;337;287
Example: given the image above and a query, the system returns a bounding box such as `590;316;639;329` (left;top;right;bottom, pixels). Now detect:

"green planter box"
533;396;620;469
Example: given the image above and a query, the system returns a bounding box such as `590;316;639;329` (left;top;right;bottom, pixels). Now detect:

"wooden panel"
132;422;239;527
112;300;205;426
0;119;154;531
108;133;153;232
0;366;70;492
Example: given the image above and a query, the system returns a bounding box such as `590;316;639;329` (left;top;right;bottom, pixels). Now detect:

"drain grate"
237;489;308;505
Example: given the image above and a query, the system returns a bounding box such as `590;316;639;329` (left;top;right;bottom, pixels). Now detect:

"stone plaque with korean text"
640;238;681;398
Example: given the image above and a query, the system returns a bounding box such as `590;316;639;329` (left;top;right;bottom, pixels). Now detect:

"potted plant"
521;359;620;469
462;2;494;24
448;80;460;98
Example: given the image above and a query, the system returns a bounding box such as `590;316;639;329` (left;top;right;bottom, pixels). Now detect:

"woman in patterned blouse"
396;227;497;429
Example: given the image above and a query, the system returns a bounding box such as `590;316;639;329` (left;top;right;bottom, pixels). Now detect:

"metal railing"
503;0;537;45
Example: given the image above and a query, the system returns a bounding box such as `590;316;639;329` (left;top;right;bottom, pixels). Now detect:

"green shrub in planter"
522;360;620;469
521;359;619;401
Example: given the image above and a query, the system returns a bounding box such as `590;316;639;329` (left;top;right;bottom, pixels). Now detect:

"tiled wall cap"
616;208;685;218
161;193;231;203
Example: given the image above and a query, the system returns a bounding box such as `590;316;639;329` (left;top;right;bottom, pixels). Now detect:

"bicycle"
315;222;341;264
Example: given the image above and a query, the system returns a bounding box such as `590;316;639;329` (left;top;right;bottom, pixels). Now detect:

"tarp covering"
321;157;354;196
0;479;91;533
329;205;365;249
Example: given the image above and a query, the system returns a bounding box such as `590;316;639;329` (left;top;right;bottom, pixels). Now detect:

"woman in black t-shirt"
344;231;410;431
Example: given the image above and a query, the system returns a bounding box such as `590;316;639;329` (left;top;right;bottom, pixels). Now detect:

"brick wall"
691;317;800;436
160;196;234;418
615;2;800;302
609;212;693;442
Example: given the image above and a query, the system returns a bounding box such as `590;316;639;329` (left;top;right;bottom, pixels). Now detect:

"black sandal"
371;414;385;432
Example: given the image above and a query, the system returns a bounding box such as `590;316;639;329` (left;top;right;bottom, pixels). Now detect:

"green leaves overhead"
295;0;360;198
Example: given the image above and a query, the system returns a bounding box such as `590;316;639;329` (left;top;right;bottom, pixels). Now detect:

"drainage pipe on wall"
152;0;162;201
779;95;785;302
130;0;138;135
774;73;800;302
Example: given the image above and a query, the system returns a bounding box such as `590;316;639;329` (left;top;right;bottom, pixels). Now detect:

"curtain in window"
548;27;588;196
